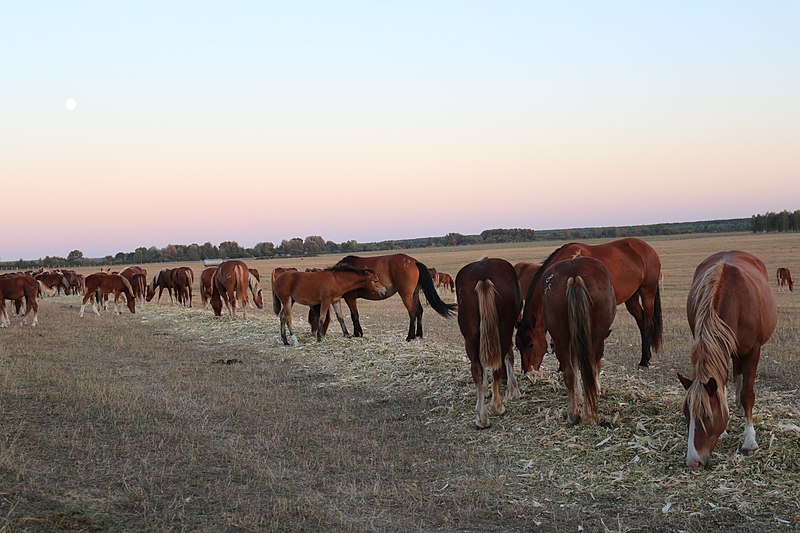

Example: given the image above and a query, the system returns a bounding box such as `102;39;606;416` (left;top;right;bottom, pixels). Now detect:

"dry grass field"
1;233;799;532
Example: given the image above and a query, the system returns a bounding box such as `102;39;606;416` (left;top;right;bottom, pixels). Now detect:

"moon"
65;98;78;111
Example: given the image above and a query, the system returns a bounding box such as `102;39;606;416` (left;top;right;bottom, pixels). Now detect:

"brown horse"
171;267;194;307
120;266;148;304
542;257;616;425
777;267;793;291
0;274;39;327
200;267;218;309
146;268;175;304
331;254;457;341
436;272;455;293
516;238;662;372
211;260;263;319
513;261;541;302
80;273;136;316
272;267;332;336
34;271;69;297
272;265;386;346
677;251;777;469
456;258;522;428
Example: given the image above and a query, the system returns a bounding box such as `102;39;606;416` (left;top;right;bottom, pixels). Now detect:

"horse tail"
651;285;663;352
566;276;598;417
415;262;457;317
476;279;502;371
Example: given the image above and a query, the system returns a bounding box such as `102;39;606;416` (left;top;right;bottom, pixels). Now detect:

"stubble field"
1;232;798;532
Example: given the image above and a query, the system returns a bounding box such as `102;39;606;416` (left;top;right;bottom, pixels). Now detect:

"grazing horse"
80;273;136;316
677;251;777;470
456;258;522;428
331;254;457;341
272;265;386;346
541;257;616;425
0;274;39;327
200;267;218;309
436;272;455;293
120;266;148;304
60;270;83;295
516;238;662;372
777;267;793;291
146;268;175;304
513;261;541;302
210;260;263;319
34;271;69;297
171;267;194;307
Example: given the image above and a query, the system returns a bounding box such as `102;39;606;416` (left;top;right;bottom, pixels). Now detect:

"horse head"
365;268;387;297
515;321;548;373
248;272;264;309
678;373;729;470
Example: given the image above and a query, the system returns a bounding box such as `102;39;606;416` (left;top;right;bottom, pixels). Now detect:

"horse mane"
336;255;358;267
329;264;374;276
687;261;736;425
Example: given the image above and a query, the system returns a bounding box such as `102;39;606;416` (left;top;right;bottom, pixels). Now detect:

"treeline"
0;216;766;270
751;210;800;233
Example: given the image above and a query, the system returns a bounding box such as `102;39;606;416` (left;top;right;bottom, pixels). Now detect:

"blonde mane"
687;261;737;425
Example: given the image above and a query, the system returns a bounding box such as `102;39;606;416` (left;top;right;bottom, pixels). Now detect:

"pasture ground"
1;233;799;532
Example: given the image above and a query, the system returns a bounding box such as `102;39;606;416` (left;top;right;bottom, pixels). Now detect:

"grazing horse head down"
455;258;521;428
211;260;252;320
200;267;219;309
146;268;175;304
0;274;39;327
516;238;662;372
678;251;777;470
80;273;136;317
777;267;793;291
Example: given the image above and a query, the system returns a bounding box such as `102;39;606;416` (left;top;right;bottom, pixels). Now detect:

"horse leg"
79;291;93;317
331;300;350;337
414;291;424;338
735;350;760;455
399;291;419;341
469;346;490;428
490;368;506;416
344;294;363;337
286;304;299;347
624;293;651;369
0;302;8;327
279;308;289;345
316;300;331;342
504;348;521;401
558;346;581;425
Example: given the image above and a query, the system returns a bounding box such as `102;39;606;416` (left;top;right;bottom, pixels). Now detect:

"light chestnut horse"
0;274;39;327
210;261;263;319
80;273;136;317
435;272;455;293
272;265;386;346
678;251;777;470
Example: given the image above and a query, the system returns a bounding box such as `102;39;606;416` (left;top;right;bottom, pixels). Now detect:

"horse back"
456;258;520;348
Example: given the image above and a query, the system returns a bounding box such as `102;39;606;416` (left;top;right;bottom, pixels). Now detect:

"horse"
210;260;263;319
516;238;662;372
146;268;175;304
436;272;455;293
455;258;522;428
171;267;194;307
34;271;69;297
272;267;332;336
80;273;136;317
119;266;148;304
200;267;218;309
330;254;457;341
513;261;541;302
677;251;777;470
60;269;83;295
777;267;793;291
272;265;386;346
541;257;616;425
0;274;39;327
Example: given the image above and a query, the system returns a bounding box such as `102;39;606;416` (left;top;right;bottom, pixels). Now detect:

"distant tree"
67;250;84;262
303;235;326;255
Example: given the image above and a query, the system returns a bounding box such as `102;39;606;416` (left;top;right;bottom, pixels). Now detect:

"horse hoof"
740;446;758;456
475;420;491;429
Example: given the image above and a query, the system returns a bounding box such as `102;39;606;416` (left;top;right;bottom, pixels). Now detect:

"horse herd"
0;238;794;470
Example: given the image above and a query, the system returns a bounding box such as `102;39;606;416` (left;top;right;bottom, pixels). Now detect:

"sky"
2;1;798;260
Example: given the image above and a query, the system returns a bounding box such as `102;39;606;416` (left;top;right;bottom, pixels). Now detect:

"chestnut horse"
331;254;457;341
171;267;194;307
542;257;616;425
777;267;793;291
455;258;522;428
272;267;332;336
34;271;69;297
0;274;39;327
80;273;136;316
272;265;386;346
146;268;175;304
210;260;263;319
120;266;147;304
200;267;218;309
513;261;541;302
677;251;777;470
436;272;455;293
516;238;662;372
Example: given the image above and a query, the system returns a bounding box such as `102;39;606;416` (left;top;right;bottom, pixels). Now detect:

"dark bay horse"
80;273;136;316
541;257;616;425
516;238;662;372
146;268;175;304
272;265;386;346
0;274;39;327
200;266;218;309
211;261;263;319
456;258;522;428
777;267;793;291
677;251;777;470
331;254;457;341
171;267;194;307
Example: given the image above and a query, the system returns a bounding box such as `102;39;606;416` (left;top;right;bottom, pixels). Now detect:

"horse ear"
704;377;718;395
677;372;693;390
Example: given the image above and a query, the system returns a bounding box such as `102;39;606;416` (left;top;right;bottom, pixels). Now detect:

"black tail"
272;289;282;315
416;262;457;317
651;285;663;353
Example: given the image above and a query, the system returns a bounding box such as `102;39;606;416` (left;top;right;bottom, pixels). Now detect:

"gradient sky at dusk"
3;2;798;260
